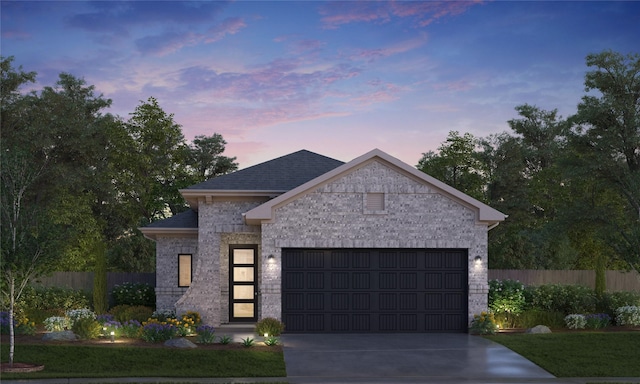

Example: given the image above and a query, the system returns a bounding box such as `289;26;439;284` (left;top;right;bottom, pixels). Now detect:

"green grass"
1;344;286;380
486;332;640;377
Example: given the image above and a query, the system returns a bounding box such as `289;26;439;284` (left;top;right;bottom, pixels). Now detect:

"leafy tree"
417;131;487;201
92;242;108;314
188;133;238;180
569;50;640;273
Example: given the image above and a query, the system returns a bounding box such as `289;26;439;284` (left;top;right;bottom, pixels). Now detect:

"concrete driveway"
280;333;555;383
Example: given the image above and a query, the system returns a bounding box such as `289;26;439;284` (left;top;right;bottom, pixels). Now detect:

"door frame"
229;244;258;322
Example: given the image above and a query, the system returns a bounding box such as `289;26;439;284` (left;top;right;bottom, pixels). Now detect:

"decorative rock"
42;331;78;341
164;338;197;348
526;325;552;334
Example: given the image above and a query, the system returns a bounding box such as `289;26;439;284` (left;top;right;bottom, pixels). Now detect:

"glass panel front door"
230;246;257;322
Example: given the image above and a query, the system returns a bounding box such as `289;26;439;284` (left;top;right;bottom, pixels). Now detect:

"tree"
188;134;238;180
570;50;640;273
92;242;108;314
0;150;66;366
417;131;487;201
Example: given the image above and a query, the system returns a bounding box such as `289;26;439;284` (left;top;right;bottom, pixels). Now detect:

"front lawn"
1;343;286;380
486;332;640;377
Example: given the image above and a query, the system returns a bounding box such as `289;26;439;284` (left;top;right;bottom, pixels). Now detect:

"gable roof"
244;148;506;227
180;150;344;207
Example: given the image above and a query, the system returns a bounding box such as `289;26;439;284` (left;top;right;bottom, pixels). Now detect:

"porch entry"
229;245;258;322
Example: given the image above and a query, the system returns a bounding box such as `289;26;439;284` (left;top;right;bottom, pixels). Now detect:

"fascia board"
244;148;507;226
138;227;198;241
179;189;286;208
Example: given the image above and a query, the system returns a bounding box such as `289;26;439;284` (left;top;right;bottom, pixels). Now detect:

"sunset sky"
2;1;639;168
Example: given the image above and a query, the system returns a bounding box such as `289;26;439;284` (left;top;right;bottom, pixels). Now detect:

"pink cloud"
320;1;483;29
349;35;427;62
433;79;474;92
205;17;246;43
1;30;31;40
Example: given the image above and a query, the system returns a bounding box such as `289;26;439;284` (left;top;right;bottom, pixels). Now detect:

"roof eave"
179;189;286;209
244;148;507;226
138;227;198;241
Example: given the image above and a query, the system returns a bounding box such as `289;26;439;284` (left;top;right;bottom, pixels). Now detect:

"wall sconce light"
267;254;275;262
474;256;482;264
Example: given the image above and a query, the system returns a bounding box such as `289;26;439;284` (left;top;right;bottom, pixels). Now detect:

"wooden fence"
488;270;640;292
32;270;640;293
33;272;155;293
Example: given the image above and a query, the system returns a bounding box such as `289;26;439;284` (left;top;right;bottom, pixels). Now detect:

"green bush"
109;304;132;323
72;317;102;340
516;309;565;328
527;284;597;314
469;312;498;335
598;291;640;318
10;286;89;313
488;279;526;315
111;282;155;307
123;306;153;323
110;305;153;323
255;317;285;336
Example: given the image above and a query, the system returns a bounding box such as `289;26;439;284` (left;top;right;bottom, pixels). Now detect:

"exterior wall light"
474;256;482;264
267;254;275;261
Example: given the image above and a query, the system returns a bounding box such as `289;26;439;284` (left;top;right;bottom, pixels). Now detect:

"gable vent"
365;193;385;211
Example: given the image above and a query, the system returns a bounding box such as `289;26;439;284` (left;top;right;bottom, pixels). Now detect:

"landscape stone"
526;325;552;334
42;331;78;341
164;338;197;348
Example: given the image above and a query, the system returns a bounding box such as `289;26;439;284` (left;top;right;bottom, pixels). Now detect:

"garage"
282;248;468;333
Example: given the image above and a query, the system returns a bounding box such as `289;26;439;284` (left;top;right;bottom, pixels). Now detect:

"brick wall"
260;160;489;324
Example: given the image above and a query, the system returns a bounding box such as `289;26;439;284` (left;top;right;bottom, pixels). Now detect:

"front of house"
141;149;505;333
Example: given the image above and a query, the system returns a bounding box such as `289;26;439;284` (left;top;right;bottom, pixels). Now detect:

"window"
178;254;192;287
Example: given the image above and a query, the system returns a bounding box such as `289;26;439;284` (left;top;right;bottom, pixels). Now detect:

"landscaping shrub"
584;313;611;329
1;311;36;335
469;312;499;335
255;317;285;336
109;304;153;323
43;316;71;332
615;306;640;326
72;317;102;339
66;308;96;327
121;320;142;338
488;279;526;315
152;309;175;322
598;291;640;318
564;314;586;329
14;286;89;313
196;325;216;344
111;282;155;307
108;304;132;323
502;309;564;329
123;305;154;323
140;320;176;342
527;284;597;314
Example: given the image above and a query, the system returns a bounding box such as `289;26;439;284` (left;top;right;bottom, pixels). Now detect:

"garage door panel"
282;249;468;333
307;272;324;289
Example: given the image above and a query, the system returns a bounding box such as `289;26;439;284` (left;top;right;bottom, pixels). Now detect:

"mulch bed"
1;332;283;351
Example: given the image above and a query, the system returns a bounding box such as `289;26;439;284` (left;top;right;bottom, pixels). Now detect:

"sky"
2;1;639;169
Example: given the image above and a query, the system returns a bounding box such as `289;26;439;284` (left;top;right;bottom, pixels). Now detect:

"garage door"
282;248;468;333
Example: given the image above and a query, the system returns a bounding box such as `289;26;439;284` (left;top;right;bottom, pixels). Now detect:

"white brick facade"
146;150;503;330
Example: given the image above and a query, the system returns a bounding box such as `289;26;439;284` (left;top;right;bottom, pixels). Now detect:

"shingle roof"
146;209;198;229
185;150;344;191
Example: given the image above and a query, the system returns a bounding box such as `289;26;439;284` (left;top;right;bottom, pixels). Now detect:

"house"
140;149;505;333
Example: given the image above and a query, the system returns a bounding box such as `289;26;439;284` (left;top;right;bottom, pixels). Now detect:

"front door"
230;246;257;322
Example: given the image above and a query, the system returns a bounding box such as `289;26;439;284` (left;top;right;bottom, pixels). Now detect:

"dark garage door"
282;248;468;333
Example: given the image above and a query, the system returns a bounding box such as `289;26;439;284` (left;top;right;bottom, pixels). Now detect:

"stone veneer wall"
260;160;489;325
155;236;198;311
175;199;263;326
